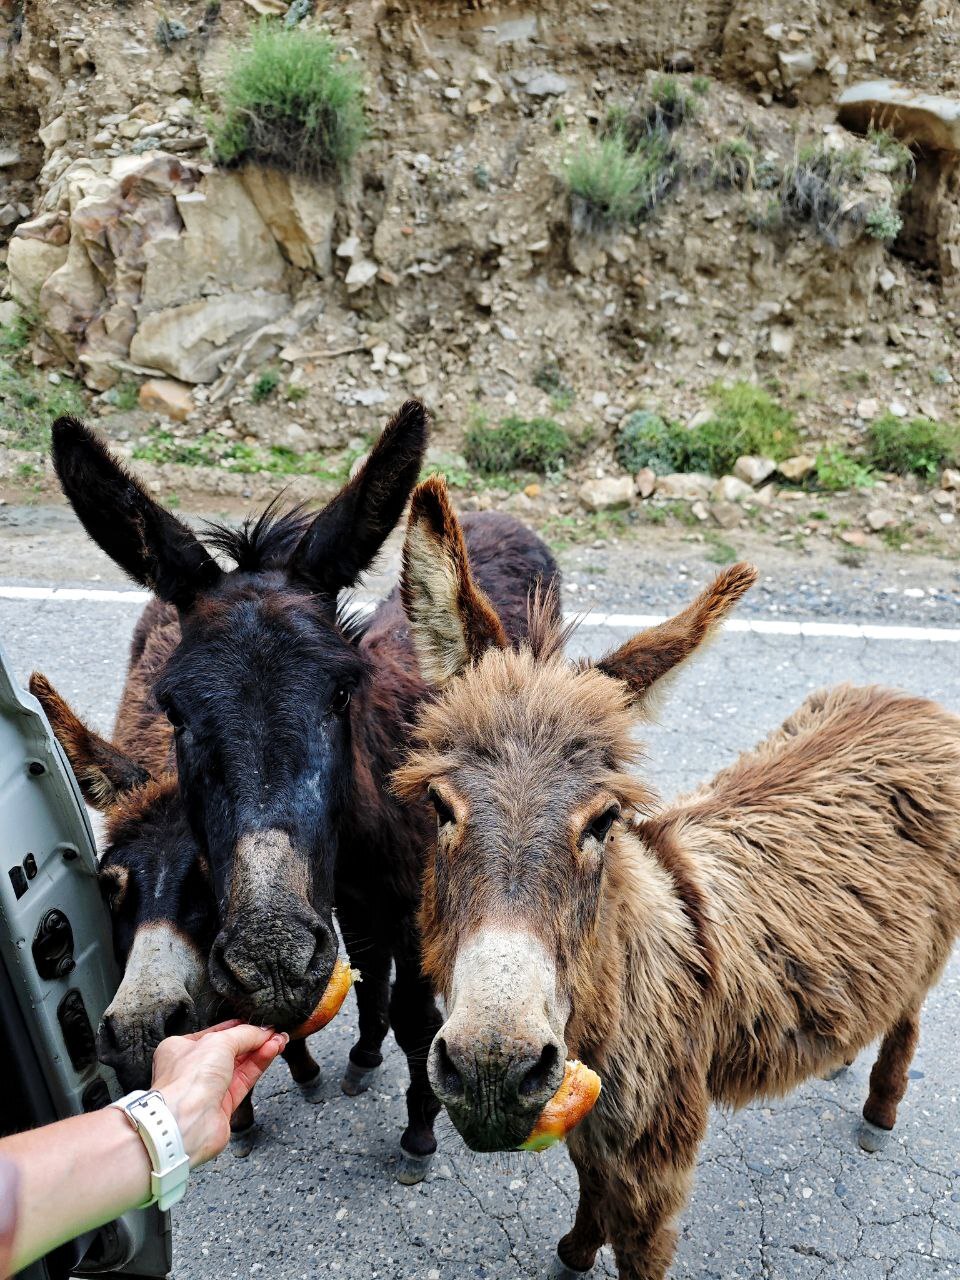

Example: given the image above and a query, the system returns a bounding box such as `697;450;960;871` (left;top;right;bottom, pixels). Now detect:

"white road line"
0;585;957;643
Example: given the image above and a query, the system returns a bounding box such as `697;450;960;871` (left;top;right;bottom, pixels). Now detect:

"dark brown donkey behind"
394;477;960;1278
30;602;319;1128
49;401;559;1180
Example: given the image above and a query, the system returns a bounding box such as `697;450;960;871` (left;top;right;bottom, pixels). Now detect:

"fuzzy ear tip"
51;414;91;444
409;473;449;531
28;671;50;698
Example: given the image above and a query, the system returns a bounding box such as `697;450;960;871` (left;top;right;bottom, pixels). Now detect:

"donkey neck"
566;822;713;1124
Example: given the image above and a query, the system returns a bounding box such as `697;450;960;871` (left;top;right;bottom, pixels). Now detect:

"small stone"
887;323;904;346
523;483;542;499
734;455;776;486
690;500;710;523
0;203;19;227
856;397;880;420
38;115;68;149
635;467;656;499
940;512;955;525
778;49;818;86
940;467;960;491
710;500;741;529
917;298;937;318
523;72;570;97
753;483;776;506
337;235;361;260
777;455;816;482
878;268;897;292
657;473;712;501
345;259;378;292
840;528;868;547
579;475;635;512
715;340;733;359
866;508;897;531
769;325;794;357
444;87;462;100
932;489;954;507
138;378;194;422
888;400;908;418
665;50;695;72
0;146;20;168
118;119;144;139
712;475;755;504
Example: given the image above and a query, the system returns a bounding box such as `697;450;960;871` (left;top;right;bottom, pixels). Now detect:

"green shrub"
867;414;960;480
616;385;797;478
464;415;575;475
0;323;85;451
565;131;677;230
212;24;365;179
251;368;280;403
691;76;711;96
690;382;798;475
813;445;874;492
615;410;686;473
865;205;903;241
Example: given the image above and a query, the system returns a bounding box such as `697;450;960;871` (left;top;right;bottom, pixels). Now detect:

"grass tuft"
212;23;365;179
565;131;678;231
867;414;960;480
251;368;280;403
0;318;86;452
707;137;755;191
615;384;797;478
813;445;874;492
464;415;576;476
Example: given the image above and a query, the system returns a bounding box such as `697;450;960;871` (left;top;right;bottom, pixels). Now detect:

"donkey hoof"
548;1253;594;1279
341;1060;380;1097
297;1068;324;1097
858;1118;892;1153
396;1146;434;1185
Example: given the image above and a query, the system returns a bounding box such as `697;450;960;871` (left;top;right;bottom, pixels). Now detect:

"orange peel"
290;958;359;1039
519;1059;601;1152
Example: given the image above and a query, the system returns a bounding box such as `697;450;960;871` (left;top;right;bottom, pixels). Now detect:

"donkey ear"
290;399;429;595
51;416;222;610
596;563;757;706
400;475;508;684
29;672;151;810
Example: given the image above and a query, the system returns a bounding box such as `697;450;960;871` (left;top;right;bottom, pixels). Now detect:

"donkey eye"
428;787;456;828
584;805;620;845
330;686;351;715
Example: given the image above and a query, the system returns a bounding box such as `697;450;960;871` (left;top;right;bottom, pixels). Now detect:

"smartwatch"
110;1089;190;1211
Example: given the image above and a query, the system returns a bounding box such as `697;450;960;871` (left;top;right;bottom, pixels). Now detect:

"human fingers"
226;1035;287;1111
182;1018;242;1041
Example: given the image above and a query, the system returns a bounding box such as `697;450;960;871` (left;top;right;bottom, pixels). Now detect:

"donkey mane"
202;496;313;573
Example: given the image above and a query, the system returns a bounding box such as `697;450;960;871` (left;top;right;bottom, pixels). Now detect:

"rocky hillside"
1;0;960;562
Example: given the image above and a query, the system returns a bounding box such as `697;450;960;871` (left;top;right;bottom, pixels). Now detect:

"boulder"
138;378;194;421
712;475;755;504
838;81;960;153
129;291;291;383
579;475;635;512
635;467;656;498
656;473;712;501
777;455;816;482
734;455;776;486
140;172;287;311
241;166;336;275
7;234;69;308
940;467;960;491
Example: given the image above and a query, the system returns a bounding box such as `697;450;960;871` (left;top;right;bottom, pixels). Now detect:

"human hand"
151;1020;287;1167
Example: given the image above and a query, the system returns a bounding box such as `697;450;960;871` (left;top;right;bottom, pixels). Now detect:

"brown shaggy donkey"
394;477;960;1280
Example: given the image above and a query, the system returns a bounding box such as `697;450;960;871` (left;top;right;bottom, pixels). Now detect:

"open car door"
0;642;171;1279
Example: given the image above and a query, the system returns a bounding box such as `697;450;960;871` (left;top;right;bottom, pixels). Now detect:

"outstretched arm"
0;1021;287;1276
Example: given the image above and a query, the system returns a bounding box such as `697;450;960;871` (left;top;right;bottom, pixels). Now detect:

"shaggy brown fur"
395;479;960;1280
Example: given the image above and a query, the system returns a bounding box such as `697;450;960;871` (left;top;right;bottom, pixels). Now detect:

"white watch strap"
111;1089;190;1211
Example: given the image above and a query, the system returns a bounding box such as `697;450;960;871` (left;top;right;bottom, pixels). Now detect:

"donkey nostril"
519;1043;560;1098
434;1037;466;1098
162;999;195;1038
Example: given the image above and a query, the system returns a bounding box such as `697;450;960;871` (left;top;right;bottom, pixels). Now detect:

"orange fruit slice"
519;1059;602;1152
290;958;359;1039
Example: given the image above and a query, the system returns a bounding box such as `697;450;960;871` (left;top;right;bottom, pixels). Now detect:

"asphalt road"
1;572;958;1280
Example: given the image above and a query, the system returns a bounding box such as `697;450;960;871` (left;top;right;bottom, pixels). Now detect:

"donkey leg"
282;1038;321;1090
390;945;443;1184
551;1157;607;1277
606;1170;693;1280
231;1087;255;1134
859;1008;920;1153
339;911;393;1096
